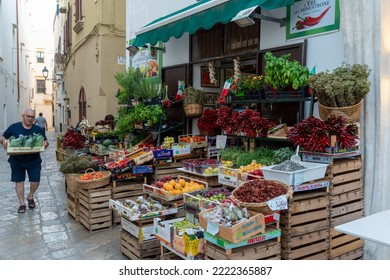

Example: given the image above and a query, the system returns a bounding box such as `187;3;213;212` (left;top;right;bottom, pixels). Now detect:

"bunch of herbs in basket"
308;63;371;107
183;86;206;105
59;154;95;174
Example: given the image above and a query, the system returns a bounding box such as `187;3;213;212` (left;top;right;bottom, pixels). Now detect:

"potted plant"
308;63;371;122
182;86;206;118
114;67;143;105
264;51;309;98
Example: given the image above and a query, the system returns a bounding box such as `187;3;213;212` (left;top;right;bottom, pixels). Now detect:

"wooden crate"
79;204;112;233
329;229;364;259
78;186;112;211
67;193;79;221
56;148;66;162
120;229;160;260
111;181;145;225
331;248;364;260
160;252;183;260
326;157;363;196
280;188;329;237
281;229;329;260
330;188;364;227
112;182;144;200
150;162;184;183
204;239;281;260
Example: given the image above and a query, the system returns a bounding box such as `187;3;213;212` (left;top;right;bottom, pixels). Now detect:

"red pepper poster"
286;0;340;40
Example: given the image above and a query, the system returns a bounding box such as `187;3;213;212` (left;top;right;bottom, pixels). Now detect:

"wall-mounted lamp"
126;44;165;55
231;6;285;28
42;66;49;94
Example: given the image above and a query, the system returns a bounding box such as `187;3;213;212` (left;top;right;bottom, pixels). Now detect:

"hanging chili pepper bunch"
197;108;220;133
238;109;275;138
63;129;85;150
287;116;359;152
216;106;233;133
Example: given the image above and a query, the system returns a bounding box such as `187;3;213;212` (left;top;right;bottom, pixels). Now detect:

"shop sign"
286;0;340;40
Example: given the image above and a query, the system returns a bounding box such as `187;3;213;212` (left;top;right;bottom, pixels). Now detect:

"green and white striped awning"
133;0;294;47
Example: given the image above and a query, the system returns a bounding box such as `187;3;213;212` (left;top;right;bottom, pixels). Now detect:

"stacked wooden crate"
280;182;330;260
65;174;80;221
150;162;184;183
78;186;113;233
120;217;161;260
327;156;364;260
111;178;146;225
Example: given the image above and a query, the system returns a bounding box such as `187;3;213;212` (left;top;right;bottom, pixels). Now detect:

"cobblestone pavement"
0;132;127;260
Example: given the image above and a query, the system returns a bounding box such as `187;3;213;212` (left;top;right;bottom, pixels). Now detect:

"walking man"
34;112;48;131
0;108;49;213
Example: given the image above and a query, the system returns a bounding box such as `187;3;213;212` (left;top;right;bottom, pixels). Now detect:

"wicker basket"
184;103;203;118
64;173;79;194
318;99;363;123
231;179;293;214
75;168;111;190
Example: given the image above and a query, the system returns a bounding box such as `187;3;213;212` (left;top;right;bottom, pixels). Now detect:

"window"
37;51;44;63
36;80;46;93
74;0;83;23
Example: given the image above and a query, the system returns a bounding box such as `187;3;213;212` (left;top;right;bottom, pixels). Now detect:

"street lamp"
42;66;49;93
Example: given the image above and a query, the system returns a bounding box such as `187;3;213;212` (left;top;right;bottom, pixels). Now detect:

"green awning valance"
133;0;294;47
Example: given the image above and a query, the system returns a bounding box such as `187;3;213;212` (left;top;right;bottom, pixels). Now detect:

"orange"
179;179;186;186
169;179;176;186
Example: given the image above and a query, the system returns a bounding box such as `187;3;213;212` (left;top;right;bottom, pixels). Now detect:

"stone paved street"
0;132;127;260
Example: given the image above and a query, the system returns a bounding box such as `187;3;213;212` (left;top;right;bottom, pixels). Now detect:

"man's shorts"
8;157;42;182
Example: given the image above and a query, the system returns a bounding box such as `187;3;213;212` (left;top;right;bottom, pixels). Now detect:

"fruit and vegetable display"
8;133;45;147
238;160;264;177
161;136;175;149
147;175;207;197
179;135;206;143
183;158;220;175
232;178;288;204
105;157;132;173
78;170;108;181
173;219;198;231
185;189;232;212
122;197;165;214
202;202;252;227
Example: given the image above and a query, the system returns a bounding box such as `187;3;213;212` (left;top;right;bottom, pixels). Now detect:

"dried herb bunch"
183;86;206;105
59;154;95;174
309;63;371;107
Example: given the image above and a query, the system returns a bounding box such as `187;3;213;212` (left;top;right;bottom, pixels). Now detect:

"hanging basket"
184;103;203;118
318;99;363;123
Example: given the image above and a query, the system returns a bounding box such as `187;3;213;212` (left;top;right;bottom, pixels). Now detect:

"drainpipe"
16;0;20;102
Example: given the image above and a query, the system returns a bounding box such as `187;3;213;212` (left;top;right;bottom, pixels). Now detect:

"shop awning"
133;0;294;47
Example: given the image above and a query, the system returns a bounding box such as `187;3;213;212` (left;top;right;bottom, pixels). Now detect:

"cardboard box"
7;145;45;155
173;231;205;257
218;166;239;187
153;217;185;244
172;144;191;156
121;217;155;241
198;208;265;244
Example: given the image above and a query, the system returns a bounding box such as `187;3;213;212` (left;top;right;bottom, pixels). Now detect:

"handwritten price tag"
267;195;288;210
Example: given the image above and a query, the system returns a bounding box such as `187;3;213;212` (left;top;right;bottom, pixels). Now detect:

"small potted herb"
183;86;206;118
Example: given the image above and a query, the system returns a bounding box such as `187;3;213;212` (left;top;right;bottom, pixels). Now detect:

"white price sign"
267;195;288;211
216;135;227;149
